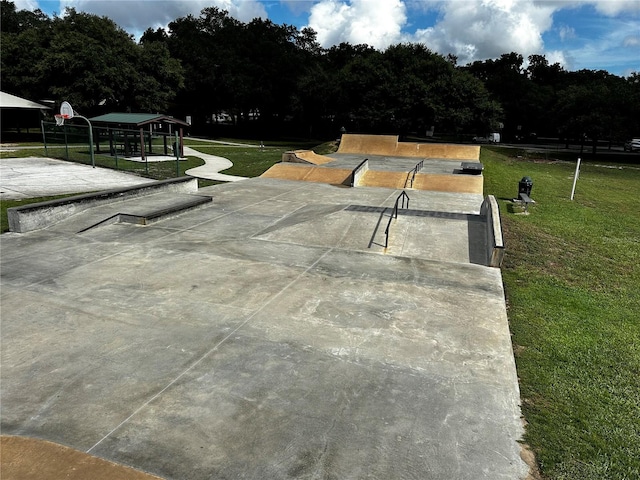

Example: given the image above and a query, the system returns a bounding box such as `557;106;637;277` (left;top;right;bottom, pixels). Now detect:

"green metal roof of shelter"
89;112;190;127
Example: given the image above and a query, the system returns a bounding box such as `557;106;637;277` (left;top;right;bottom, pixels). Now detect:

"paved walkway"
183;146;247;182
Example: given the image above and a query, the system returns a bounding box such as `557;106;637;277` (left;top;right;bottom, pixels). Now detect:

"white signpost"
570;157;581;200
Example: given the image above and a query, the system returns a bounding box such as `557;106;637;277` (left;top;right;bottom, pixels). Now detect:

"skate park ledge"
7;176;199;233
481;195;505;267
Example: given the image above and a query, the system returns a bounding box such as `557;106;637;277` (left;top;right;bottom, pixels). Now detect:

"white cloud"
307;0;407;48
558;24;576;41
14;0;40;10
544;49;571;67
412;0;556;65
623;35;640;47
57;1;267;34
530;0;640;16
588;0;640;16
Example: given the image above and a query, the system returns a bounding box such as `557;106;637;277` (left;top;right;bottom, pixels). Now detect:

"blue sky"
15;0;640;76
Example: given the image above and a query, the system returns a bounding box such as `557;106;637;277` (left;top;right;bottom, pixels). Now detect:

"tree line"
2;1;639;146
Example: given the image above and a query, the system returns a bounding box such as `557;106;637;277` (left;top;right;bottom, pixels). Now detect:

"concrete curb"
481;195;505;267
7;176;198;233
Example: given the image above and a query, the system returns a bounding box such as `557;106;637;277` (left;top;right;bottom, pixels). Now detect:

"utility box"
519;176;533;197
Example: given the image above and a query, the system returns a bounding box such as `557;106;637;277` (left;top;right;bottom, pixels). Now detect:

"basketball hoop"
60;101;74;119
55;101;74;127
55;114;69;126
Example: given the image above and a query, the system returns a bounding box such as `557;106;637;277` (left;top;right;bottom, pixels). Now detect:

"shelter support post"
139;127;147;174
41;120;48;156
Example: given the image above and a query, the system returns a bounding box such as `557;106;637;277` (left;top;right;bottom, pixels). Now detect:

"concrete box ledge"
480;195;505;267
351;158;369;187
7;176;199;233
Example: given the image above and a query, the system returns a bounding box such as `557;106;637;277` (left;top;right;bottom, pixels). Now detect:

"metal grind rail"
384;190;410;248
406;160;424;188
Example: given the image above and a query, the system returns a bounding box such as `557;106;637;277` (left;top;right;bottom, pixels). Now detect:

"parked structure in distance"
473;133;501;144
624;138;640;152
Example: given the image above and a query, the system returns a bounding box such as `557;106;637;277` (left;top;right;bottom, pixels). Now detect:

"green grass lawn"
482;147;640;479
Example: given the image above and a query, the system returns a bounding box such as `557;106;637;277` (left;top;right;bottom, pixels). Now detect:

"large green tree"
556;70;631;152
1;1;183;114
3;0;637;144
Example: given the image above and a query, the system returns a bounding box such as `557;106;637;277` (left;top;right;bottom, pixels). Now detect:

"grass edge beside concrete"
481;147;640;479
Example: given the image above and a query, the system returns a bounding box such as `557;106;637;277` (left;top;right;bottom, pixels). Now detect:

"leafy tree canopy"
2;0;637;143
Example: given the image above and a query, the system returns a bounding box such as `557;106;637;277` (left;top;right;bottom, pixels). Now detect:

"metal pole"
75;115;95;168
175;131;180;177
41;120;48;156
64;123;69;160
139;127;147;175
570;157;581;200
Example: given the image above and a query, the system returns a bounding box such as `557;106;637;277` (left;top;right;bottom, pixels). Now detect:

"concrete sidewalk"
183;146;247;182
1;176;529;479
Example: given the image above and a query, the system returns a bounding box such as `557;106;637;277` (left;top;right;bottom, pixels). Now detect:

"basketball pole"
59;102;95;168
75;114;95;168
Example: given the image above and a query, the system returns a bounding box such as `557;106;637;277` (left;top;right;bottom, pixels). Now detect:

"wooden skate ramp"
337;134;399;156
409;142;480;160
1;436;162;480
282;150;336;165
338;134;480;161
356;170;483;194
358;170;410;189
261;163;352;185
412;173;483;194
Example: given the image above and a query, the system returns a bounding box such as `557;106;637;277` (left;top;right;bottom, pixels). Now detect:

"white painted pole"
570;157;581;200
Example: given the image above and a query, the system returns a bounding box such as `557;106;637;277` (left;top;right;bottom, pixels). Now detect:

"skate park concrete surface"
1;144;529;479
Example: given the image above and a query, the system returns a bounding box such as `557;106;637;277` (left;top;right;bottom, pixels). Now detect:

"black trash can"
519;176;533;196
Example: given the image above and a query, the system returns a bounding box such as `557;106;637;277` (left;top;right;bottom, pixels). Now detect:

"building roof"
0;91;51;110
88;112;189;127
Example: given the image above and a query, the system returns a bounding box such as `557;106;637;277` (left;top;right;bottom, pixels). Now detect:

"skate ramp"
1;436;162;480
282;150;336;165
337;134;399;156
355;171;483;194
338;134;480;161
261;163;352;185
262;163;484;194
411;172;484;194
